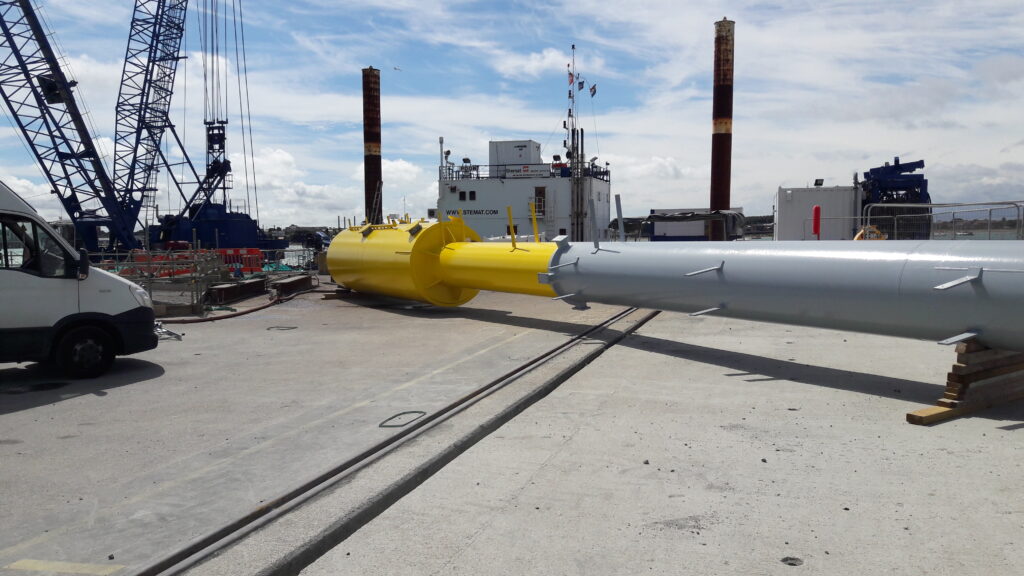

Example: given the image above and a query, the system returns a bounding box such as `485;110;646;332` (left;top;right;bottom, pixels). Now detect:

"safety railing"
866;202;1024;240
798;201;1024;240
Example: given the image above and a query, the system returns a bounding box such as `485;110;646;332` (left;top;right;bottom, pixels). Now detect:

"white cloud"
38;0;131;26
3;0;1022;232
0;172;63;222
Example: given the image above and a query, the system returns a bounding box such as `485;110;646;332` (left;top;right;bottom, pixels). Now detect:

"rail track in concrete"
138;306;659;575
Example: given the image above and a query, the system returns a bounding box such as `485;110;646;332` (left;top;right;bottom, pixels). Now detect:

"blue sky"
2;0;1023;228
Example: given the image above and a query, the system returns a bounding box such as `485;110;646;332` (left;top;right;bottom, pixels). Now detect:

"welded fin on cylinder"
685;261;725;277
548;257;580;271
938;331;980;345
933;268;982;290
690;306;722;317
553;292;590;310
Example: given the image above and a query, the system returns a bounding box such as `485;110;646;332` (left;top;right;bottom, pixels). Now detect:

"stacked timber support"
907;341;1024;425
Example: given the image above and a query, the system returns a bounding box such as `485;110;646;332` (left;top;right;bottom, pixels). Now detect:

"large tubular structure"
362;66;383;225
327;222;1024;351
709;18;734;241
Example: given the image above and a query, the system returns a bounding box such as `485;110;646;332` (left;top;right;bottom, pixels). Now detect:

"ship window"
506;225;518;235
559;228;567;236
458;190;466;201
469;190;476;201
533;187;546;216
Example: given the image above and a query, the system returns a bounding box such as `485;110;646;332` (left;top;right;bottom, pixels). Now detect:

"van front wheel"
56;326;115;378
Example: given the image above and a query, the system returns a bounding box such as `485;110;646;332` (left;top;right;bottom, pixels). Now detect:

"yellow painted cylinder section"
440;242;557;297
326;220;481;307
326;219;557;306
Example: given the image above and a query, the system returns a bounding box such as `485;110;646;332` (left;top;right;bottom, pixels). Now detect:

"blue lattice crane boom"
0;0;139;251
113;0;236;233
111;0;191;225
2;0;281;252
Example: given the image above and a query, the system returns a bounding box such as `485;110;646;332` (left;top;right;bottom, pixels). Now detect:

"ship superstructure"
436;140;612;241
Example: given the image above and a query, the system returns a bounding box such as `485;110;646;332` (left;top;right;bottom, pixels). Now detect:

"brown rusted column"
362;67;383;224
709;18;734;240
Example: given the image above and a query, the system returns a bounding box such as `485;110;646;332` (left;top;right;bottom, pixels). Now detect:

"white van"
0;181;158;377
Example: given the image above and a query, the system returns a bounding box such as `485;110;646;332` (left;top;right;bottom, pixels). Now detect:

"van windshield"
1;214;69;277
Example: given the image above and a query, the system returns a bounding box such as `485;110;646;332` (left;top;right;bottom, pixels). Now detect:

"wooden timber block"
958;374;1024;406
947;360;1024;385
909;387;1024;425
956;340;988;354
908;341;1024;425
956;348;1021;366
907;406;957;425
952;352;1024;376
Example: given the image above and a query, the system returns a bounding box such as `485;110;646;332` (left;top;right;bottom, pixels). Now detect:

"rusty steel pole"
709;18;734;240
362;67;383;225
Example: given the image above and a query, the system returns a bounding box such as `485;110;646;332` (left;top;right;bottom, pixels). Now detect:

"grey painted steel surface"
543;240;1024;350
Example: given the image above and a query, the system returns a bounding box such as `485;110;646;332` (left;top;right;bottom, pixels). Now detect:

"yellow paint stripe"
4;559;124;575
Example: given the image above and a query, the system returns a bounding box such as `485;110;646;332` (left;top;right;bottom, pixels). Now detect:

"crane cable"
230;0;258;223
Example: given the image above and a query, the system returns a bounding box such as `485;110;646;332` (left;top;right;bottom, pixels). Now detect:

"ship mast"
565;45;586;241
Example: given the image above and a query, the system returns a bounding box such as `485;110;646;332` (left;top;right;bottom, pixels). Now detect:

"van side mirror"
77;248;90;280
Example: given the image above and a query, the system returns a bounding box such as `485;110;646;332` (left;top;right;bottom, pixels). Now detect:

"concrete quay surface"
0;288;630;575
3;286;1024;576
295;312;1024;576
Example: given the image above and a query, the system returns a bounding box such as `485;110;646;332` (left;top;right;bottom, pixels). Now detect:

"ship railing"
438;163;611;182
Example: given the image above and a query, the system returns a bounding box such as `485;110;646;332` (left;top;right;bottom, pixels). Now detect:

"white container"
774;186;861;240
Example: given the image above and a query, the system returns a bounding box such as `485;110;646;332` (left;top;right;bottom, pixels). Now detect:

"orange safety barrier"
95;248;265;278
216;248;263;275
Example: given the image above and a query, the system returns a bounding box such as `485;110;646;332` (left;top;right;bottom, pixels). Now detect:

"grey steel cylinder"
544;240;1024;351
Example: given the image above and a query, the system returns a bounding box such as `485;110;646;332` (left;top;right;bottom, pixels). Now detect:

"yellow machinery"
326;217;556;307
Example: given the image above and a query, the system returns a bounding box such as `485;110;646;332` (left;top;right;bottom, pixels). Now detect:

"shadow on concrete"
336;292;599;336
331;294;1024;423
624;334;940;404
348;297;942;400
0;359;164;416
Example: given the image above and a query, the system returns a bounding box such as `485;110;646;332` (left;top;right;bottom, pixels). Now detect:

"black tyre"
56;326;115;378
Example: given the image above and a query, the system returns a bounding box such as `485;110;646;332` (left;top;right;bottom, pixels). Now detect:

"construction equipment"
0;0;282;252
859;156;931;240
0;0;139;250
